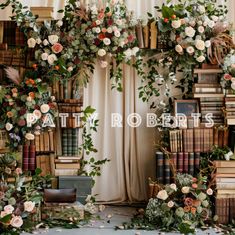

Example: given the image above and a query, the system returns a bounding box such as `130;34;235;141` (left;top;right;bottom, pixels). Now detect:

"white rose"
43;39;49;46
107;27;113;33
25;133;35;140
56;20;63;27
95;27;101;33
157;190;168;200
170;183;177;191
119;41;125;48
171;19;181;29
175;44;183;54
198;5;205;13
67;66;73;72
114;30;121;37
41;52;48;61
186;46;195;54
4;205;14;214
124;48;132;58
98;49;106;57
208;20;215;28
10;216;23;228
196;55;205;62
100;60;108;68
103;38;111;45
40;104;50;113
27;38;36;48
181;186;190;194
48;35;59;45
112;26;118;31
206;188;213;196
195;39;205;50
205;40;211;48
5;122;13;131
197;20;203;25
36;38;41;44
211;15;219;22
167;200;174;208
116;19;122;26
96;20;101;25
132;47;139;55
47;54;58;65
24;201;35;212
203;21;208;27
185;26;196;38
198;26;205;33
189;20;196;27
33;109;42;119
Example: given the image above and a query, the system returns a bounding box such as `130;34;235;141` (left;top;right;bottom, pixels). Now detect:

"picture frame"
174;100;199;117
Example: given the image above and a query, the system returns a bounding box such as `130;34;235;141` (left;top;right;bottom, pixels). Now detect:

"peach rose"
24;201;35;212
51;43;63;54
4;205;14;214
7;111;13;118
11;88;18;93
15;168;22;175
10;216;23;228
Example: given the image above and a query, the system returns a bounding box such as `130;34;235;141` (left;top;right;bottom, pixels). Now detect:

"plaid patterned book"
62;129;68;156
188;129;194;153
200;129;204;153
183;152;189;173
156;152;164;184
194;129;200;152
72;129;78;155
29;144;36;171
182;129;188;153
15;26;25;46
3;21;16;45
67;128;73;156
23;144;29;171
170;152;177;182
189;152;194;176
203;129;210;152
194;152;200;174
164;157;171;184
177;152;184;173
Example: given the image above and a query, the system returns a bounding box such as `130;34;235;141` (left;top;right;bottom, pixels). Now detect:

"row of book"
35;131;55;153
215;161;235;224
156;152;200;184
169;127;228;153
61;128;81;156
225;96;235;125
36;154;55;176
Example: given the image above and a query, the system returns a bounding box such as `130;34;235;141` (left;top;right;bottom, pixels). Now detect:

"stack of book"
193;69;224;125
35;130;55;153
225;96;235;125
22;143;36;172
30;7;54;21
215;161;235;224
55;156;81;176
169;127;228;153
156;152;200;184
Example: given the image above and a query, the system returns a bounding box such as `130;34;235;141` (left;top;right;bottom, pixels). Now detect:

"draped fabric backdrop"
0;0;234;202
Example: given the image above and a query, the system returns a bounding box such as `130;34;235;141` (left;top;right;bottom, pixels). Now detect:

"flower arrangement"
144;173;213;233
0;69;57;150
222;50;235;90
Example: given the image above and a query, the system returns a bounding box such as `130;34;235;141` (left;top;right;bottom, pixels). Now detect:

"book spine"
72;129;78;155
182;129;187;153
67;128;73;156
194;152;200;174
29;144;36;171
193;129;200;152
230;198;235;223
189;152;194;176
171;152;177;181
183;152;189;173
62;129;68;155
150;21;157;49
136;21;144;48
143;24;149;48
164;157;170;184
48;130;55;152
177;152;184;173
23;144;29;171
156;152;164;184
218;129;224;147
223;128;229;147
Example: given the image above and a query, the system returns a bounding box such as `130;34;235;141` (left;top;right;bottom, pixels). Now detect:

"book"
182;129;188;152
197;73;219;84
15;26;25;46
136;21;144;49
183;152;189;173
3;21;16;46
177;152;184;173
187;129;194;153
43;131;50;152
156;152;164;184
216;173;235;178
216;177;235;183
150;21;157;49
194;69;223;74
214;161;235;168
39;133;44;152
216;198;229;224
55;159;80;163
57;156;82;160
49;153;55;176
62;129;68;155
230;198;235;222
216;194;235;199
23;144;29;171
56;163;80;169
67;128;73;156
72;129;78;155
35;135;40;152
216;183;235;190
194;129;200;152
143;24;149;48
189;152;194;176
54;169;78;176
217;168;235;174
48;130;55;152
164;157;171;184
218;129;224;147
29;144;36;171
203;129;210;152
194;152;200;173
193;93;224;98
217;189;235;194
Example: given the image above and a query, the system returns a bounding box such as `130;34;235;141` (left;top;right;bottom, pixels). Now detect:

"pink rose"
15;168;22;175
192;183;198;189
224;73;232;80
10;216;23;228
51;43;63;54
18;119;26;127
231;64;235;69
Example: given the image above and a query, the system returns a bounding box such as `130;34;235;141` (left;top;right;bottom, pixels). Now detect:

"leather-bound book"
194;152;200;174
29;144;36;171
164;157;171;184
156;152;164;184
136;21;144;49
23;144;29;171
218;129;224;147
183;152;189;173
177;152;184;173
189;152;194;176
223;128;229;147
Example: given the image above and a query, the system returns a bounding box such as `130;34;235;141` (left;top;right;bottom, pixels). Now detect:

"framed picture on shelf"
174;100;199;117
